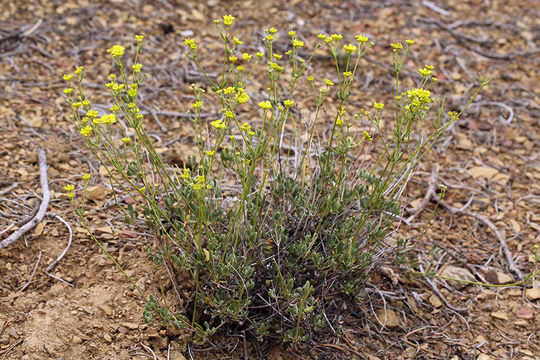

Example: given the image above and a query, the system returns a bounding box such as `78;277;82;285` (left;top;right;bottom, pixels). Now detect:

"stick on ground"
0;149;49;249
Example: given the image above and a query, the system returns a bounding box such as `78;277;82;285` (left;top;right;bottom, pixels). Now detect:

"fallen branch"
44;213;74;287
0;149;49;249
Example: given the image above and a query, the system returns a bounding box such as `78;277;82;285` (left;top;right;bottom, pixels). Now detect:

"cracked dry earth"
1;0;540;359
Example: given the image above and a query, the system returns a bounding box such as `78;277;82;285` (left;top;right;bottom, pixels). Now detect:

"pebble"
490;311;508;320
441;266;475;290
374;308;400;328
525;287;540;301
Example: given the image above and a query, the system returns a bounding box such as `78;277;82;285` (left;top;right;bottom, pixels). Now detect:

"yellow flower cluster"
374;102;384;110
292;39;304;48
363;130;372;141
283;99;294;107
74;66;84;75
405;39;415;45
355;34;368;43
132;63;142;73
184;38;198;50
80;125;93;137
107;45;125;57
223;14;235;26
191;101;203;109
100;114;117;125
324;79;334;86
82;174;91;180
258;101;272;110
343;44;357;54
406;88;431;104
64;88;73;95
235;89;250;104
390;42;403;51
64;184;75;199
233;36;243;45
418;64;434;77
242;53;252;61
135;35;144;42
211;119;227;129
63;74;72;81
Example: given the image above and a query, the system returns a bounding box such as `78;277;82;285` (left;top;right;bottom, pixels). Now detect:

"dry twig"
0;149;49;249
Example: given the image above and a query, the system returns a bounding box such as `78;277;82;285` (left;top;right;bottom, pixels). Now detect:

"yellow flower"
109;74;116;80
256;52;264;59
80;125;93;137
233;37;243;45
240;122;251;131
269;27;277;34
229;55;238;63
82;174;91;180
191;101;203;109
390;42;403;51
343;44;357;53
128;88;137;97
224;110;235;119
363;131;372;141
292;39;304;48
64;184;75;192
235;92;249;104
135;35;144;42
331;34;343;40
335;118;343;126
62;74;73;81
307;76;314;82
100;114;117;125
121;137;131;144
82;100;90;107
258;101;272;110
424;64;434;70
74;66;84;75
418;68;432;77
132;63;143;72
223;14;235;26
355;34;368;43
206;150;215;157
405;39;415;45
86;110;98;118
224;87;235;95
63;88;73;95
73;102;82;109
265;34;274;42
324;79;334;86
283;99;294;107
242;53;252;61
211;119;227;129
67;192;75;199
317;34;326;40
107;45;125;57
288;30;296;36
273;54;282;60
343;71;352;78
374;102;384;110
184;38;198;50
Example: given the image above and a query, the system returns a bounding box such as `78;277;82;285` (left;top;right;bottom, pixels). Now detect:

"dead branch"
43;213;73;286
0;149;49;249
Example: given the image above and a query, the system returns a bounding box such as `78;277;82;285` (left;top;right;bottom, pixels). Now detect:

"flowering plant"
63;16;490;343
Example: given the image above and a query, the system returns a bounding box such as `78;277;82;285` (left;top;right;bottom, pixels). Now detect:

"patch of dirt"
1;0;539;359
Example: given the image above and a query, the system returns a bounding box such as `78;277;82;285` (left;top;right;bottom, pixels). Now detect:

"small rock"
429;294;442;308
514;319;528;327
103;333;112;342
515;306;534;320
496;272;513;284
506;289;521;296
121;322;139;330
374;308;401;328
525;287;540;301
403;347;416;358
477;354;493;360
482;303;495;312
441;266;475;290
491;311;508;320
72;335;82;344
